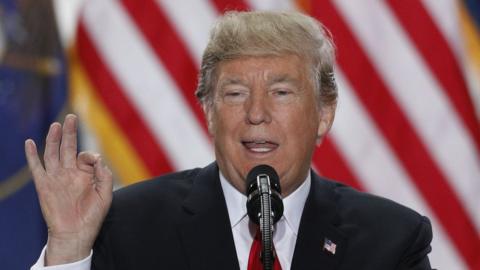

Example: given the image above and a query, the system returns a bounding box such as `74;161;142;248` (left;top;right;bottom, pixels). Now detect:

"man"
27;11;434;269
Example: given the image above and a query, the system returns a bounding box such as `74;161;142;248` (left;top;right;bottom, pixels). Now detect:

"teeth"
250;147;271;153
243;140;277;153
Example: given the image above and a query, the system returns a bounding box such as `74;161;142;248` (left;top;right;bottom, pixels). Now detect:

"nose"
245;91;272;125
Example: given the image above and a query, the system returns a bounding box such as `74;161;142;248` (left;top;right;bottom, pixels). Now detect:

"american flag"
72;0;480;269
323;238;337;255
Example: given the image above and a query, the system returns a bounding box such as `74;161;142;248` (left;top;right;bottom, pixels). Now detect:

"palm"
42;167;109;238
25;114;113;264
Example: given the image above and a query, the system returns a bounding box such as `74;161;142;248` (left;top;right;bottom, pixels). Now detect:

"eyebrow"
268;74;300;86
221;78;242;86
217;78;247;89
216;74;300;89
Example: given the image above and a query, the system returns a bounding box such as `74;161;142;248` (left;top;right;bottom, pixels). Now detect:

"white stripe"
246;0;296;11
82;0;214;170
332;70;466;269
334;0;480;231
464;61;480;118
156;0;218;64
422;0;480;119
420;0;464;61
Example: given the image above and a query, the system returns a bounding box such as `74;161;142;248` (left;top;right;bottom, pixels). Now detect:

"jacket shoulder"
318;178;433;268
329;180;427;229
93;167;207;269
112;167;201;206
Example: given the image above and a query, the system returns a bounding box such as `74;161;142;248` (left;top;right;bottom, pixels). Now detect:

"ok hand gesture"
25;114;113;266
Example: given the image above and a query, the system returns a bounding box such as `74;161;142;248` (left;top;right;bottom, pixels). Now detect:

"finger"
77;151;100;173
94;158;113;199
44;122;62;171
25;139;47;185
60;114;78;168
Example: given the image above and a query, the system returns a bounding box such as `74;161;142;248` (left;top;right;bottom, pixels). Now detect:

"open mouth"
242;140;279;153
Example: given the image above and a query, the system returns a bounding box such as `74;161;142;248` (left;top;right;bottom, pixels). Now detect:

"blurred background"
0;0;479;269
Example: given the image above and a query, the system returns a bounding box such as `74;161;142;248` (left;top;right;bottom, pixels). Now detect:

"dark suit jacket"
92;162;433;269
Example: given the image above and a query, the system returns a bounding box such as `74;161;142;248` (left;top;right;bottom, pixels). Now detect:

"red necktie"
247;228;282;270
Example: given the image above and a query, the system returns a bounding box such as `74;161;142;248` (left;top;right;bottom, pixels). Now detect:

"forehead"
215;54;309;85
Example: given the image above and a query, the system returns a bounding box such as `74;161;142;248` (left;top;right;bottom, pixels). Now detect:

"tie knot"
254;227;261;240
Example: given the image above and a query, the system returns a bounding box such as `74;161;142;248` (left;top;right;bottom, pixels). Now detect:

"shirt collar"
219;170;311;235
220;171;248;228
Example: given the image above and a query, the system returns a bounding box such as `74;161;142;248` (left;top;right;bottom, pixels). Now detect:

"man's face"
206;55;334;196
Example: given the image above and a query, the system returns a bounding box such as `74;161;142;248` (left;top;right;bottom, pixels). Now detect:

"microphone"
246;165;284;270
246;164;284;225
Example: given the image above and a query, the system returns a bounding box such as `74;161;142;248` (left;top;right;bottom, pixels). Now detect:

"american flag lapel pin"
323;238;337;255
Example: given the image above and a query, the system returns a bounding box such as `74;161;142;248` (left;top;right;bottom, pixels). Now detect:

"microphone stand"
257;175;275;270
246;165;283;270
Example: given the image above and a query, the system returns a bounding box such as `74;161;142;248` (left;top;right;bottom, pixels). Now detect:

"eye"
268;87;297;104
270;88;295;98
225;91;244;97
272;89;292;96
222;89;249;104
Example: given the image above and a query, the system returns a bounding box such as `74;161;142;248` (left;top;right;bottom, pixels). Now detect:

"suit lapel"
291;172;348;270
177;163;240;270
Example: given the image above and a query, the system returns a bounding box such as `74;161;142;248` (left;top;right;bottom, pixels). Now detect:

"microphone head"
246;164;284;225
246;164;281;194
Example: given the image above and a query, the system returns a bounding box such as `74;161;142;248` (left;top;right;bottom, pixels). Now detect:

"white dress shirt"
31;248;92;270
220;172;310;270
31;172;311;270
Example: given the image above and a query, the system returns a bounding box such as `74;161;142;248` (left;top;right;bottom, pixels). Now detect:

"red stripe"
210;0;250;12
211;0;364;192
387;0;480;153
313;137;365;191
312;1;480;267
121;0;208;133
77;23;174;176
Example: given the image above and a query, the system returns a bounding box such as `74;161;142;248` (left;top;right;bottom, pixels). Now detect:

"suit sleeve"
396;216;434;270
91;214;115;270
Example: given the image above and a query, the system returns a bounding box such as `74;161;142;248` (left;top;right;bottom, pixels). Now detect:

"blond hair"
195;10;337;108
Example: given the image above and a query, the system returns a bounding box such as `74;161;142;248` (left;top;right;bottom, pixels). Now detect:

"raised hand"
25;114;113;265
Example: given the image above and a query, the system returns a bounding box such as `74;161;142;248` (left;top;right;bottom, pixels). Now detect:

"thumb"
77;151;101;173
94;158;113;199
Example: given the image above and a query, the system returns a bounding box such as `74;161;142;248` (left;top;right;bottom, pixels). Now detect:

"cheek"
210;106;242;140
279;104;319;133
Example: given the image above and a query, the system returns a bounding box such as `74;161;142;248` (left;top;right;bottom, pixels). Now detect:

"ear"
316;102;336;145
203;103;215;136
